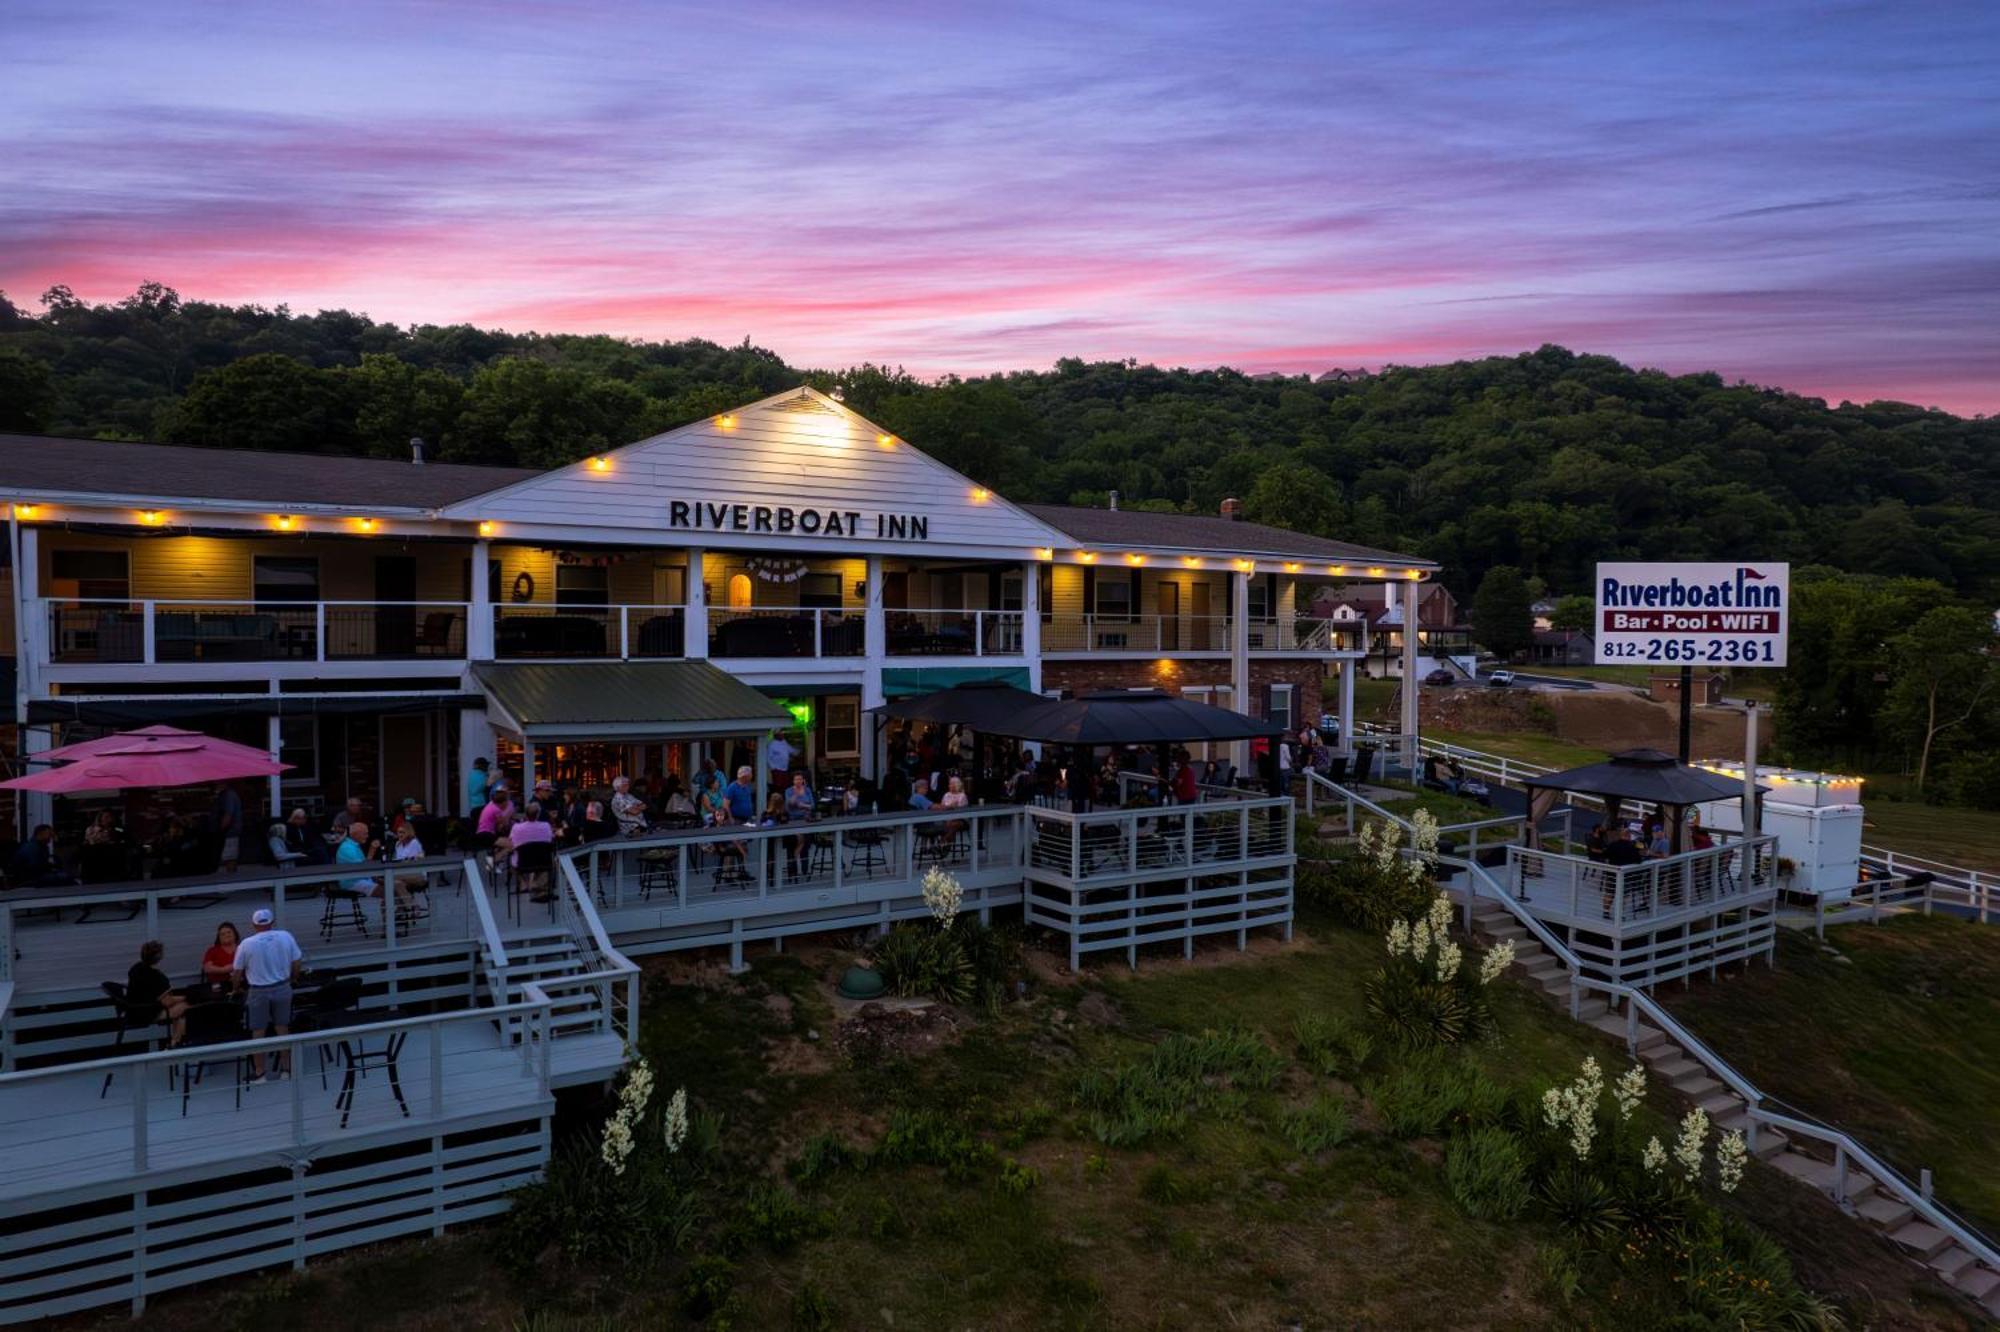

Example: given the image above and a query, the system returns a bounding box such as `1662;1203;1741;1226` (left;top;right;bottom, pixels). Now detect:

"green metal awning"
880;666;1032;699
472;661;793;741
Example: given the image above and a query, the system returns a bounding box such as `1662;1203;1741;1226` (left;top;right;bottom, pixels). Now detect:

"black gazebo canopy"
1523;748;1765;852
869;680;1058;732
1003;689;1283;747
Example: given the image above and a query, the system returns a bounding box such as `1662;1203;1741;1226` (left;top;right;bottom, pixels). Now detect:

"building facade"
2;387;1436;835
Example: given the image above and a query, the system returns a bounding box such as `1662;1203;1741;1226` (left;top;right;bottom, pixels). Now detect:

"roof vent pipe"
1220;497;1242;520
1107;490;1119;511
410;437;426;465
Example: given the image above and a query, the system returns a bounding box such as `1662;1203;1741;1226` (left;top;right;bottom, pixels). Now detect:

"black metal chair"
320;878;371;941
97;981;164;1098
636;848;676;902
513;841;557;921
845;824;889;875
176;1000;248;1115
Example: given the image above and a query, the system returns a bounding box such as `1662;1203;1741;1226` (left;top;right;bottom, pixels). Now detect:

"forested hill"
2;284;1995;601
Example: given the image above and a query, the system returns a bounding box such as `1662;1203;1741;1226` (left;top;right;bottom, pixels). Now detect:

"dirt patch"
832;1000;968;1064
1076;991;1122;1028
1549;690;1763;759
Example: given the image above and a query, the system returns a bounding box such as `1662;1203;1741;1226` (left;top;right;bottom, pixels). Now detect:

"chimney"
1107;490;1120;511
1220;497;1242;521
410;437;426;466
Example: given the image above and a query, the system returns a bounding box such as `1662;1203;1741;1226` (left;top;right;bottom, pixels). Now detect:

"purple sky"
4;1;1996;413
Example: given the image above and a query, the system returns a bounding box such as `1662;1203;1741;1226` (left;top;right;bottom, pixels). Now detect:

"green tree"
343;353;464;459
446;357;646;467
0;348;55;431
1549;594;1594;633
1243;462;1341;536
1880;606;1998;791
1470;565;1535;659
159;353;354;454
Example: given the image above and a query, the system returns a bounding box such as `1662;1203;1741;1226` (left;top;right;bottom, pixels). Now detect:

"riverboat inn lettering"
667;499;929;541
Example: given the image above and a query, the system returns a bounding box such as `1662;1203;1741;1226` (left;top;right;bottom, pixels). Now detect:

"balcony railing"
708;607;864;659
886;609;1024;656
1041;614;1233;654
1245;616;1365;653
493;604;685;659
44;598;468;665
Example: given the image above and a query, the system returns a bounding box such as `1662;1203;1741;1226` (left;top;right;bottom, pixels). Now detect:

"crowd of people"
121;906;308;1082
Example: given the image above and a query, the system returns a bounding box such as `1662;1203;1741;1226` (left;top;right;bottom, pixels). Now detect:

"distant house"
1312;582;1474;679
1530;597;1558;632
1529;628;1594;666
1649;672;1727;706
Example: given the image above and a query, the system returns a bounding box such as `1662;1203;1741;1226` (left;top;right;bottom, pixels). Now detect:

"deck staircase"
1467;905;2000;1319
496;928;605;1040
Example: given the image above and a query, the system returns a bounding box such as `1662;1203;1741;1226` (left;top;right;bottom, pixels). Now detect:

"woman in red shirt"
201;921;241;990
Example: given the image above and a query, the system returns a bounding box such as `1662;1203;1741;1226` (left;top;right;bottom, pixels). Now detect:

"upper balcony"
43;598;470;668
490;605;1028;661
1039;613;1363;657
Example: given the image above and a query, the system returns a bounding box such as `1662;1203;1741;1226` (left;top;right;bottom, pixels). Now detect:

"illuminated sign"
1595;562;1790;667
667;499;929;541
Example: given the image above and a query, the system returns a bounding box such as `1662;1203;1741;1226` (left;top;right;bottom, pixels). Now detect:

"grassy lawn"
1853;793;2000;873
1526;665;1779;702
1426;728;1607;772
1664;916;2000;1237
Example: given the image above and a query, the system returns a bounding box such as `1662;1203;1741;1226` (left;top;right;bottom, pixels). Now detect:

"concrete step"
1697;1091;1744;1120
1953;1265;1999;1302
1653;1056;1702;1081
1638;1042;1685;1067
1507;939;1545;960
1574;997;1608;1022
1854;1193;1914;1230
1928;1246;1978;1282
1769;1151;1877;1203
1889;1220;1953;1261
1585;1014;1629;1042
1483;921;1529;941
1714;1111;1790;1160
1631;1025;1669;1052
1673;1074;1724;1101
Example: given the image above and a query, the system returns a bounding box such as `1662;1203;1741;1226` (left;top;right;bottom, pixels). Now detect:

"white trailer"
1695;762;1864;903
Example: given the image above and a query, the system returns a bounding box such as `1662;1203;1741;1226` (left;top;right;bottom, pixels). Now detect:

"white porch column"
458;707;495;817
1022;559;1042;692
1400;578;1421;770
1230;569;1252;772
19;723;51;835
685;547;708;659
522;741;536;800
468;538;494;659
266;714;284;826
1339;658;1357;756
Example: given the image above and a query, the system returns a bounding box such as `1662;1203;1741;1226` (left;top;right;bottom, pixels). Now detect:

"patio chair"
514;841;557;921
845;824;889;875
319;879;371;941
97;981;165;1098
176;1000;248;1116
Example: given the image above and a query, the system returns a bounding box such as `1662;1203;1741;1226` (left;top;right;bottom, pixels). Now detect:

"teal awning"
881;666;1032;699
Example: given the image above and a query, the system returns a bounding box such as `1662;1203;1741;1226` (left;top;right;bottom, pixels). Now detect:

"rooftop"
1022;503;1431;568
0;434;541;511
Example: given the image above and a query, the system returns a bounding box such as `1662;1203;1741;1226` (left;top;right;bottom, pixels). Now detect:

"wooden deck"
0;1013;617;1204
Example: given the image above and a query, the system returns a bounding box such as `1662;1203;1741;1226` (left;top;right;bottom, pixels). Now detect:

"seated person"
783;772;815;823
83;809;125;847
507;802;557;902
580;799;619;843
908;779;935;812
842;779;863;815
267;820;308;868
939;774;970;835
610;776;648;837
391;821;431;898
127;940;189;1044
759;791;789;828
10;823;75;886
696;782;728;827
475;783;515;855
663;777;698;820
335;821;416;913
329;796;369;836
201;922;241;991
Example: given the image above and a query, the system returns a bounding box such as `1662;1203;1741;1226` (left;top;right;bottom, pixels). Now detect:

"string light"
1125;553;1146;565
589;456;610;472
970;487;990;502
137;510;164;526
716;414;737;430
12;503;39;519
274;514;296;531
1182;556;1203;568
357;517;377;533
478;521;496;537
1078;551;1098;564
877;434;896;447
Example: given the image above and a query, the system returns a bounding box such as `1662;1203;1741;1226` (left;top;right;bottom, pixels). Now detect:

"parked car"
1423;668;1456;687
1487;669;1516;687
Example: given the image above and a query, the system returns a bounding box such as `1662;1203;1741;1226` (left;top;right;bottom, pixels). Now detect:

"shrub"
1292;1013;1374;1079
870;924;973;1005
1282;1094;1354;1155
1536;1163;1627;1242
740;1182;830;1254
957;920;1025;1011
997;1158;1039;1195
1445;1127;1532;1219
1370;1054;1508;1139
1074;1027;1283;1147
786;1132;860;1189
497;1132;705;1274
680;1254;739;1322
877;1107;994;1180
790;1282;837;1331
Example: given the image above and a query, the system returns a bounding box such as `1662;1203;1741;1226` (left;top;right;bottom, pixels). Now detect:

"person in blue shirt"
465;757;490;818
691;757;720;796
721;766;757;823
908;779;935;812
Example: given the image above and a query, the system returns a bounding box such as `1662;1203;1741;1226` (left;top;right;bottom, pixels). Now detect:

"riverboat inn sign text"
667;499;929;541
1594;561;1791;667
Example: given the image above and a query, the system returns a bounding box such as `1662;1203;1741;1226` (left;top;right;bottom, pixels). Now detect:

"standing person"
201;921;242;990
765;729;798;785
330;796;367;836
212;780;244;872
234;908;304;1083
1171;750;1198;804
466;756;491;817
721;766;758;824
691;756;720;797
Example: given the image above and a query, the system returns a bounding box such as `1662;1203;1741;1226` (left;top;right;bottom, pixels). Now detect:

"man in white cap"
233;907;304;1082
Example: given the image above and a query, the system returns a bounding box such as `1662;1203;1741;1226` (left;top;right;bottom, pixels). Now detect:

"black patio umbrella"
1002;689;1283;747
868;680;1060;731
1523;748;1766;852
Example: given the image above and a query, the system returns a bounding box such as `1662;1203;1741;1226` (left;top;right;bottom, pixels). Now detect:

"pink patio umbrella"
2;727;289;794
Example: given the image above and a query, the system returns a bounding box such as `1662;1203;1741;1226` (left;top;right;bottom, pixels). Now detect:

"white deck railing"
42;598;469;665
492;603;686;659
885;609;1025;656
1024;796;1293;887
1502;836;1778;929
1041;613;1234;654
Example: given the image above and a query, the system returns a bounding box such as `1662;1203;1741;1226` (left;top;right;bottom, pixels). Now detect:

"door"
1158;581;1179;651
379;714;433;814
374;556;418;658
1190;582;1211;651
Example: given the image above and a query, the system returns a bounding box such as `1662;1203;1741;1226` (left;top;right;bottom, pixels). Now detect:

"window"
555;564;610;607
1094;571;1134;620
1267;682;1296;734
277;716;318;786
1000;572;1023;612
726;573;753;608
1247;577;1271;622
51;549;129;601
253;556;320;604
825;697;859;757
799;573;841;609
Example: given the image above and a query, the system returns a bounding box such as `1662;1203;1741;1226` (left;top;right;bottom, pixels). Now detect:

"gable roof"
0;434;538;511
439;386;1070;556
1021;504;1432;568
